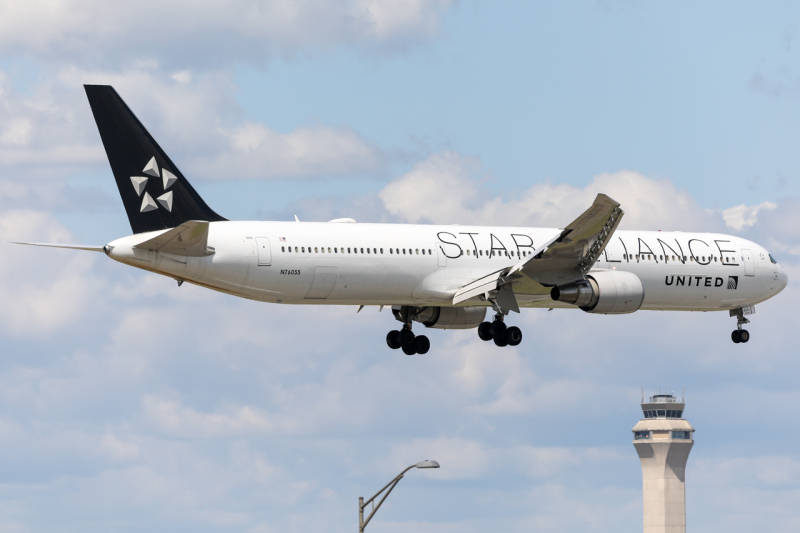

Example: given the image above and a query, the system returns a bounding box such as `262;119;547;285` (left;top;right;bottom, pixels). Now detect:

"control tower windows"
642;409;684;419
672;431;691;439
634;431;651;440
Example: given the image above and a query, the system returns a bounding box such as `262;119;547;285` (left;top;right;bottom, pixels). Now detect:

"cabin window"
380;248;384;254
390;249;393;254
365;248;369;254
302;247;305;253
281;246;285;252
360;248;364;254
415;249;419;254
373;248;377;254
428;249;432;255
466;250;470;256
402;249;405;254
690;256;694;261
636;254;639;260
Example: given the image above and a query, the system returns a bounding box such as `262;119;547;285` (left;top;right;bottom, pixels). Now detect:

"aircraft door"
256;237;272;266
742;248;755;277
305;267;338;299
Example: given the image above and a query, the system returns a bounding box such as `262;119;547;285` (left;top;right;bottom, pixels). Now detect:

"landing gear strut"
477;313;522;347
730;307;752;344
386;324;430;355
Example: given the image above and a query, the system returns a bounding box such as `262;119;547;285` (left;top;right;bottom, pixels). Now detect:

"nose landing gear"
386;325;430;355
730;306;753;344
478;314;522;347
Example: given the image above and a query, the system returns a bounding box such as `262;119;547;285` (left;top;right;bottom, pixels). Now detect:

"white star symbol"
129;156;176;213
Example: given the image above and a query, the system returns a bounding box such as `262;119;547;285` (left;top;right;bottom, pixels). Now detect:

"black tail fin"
84;85;226;234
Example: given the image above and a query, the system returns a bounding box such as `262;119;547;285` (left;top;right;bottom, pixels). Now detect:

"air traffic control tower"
632;391;695;533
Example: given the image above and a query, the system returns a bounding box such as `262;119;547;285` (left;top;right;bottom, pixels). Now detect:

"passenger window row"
278;245;532;259
622;253;735;263
279;246;431;255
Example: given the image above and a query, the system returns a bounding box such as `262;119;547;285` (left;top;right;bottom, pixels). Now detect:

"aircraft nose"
778;268;788;291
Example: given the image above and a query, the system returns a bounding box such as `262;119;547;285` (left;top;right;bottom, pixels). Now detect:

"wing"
453;194;623;312
511;193;623;286
133;220;214;257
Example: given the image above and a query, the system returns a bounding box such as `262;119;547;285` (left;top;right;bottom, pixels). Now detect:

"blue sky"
1;1;799;532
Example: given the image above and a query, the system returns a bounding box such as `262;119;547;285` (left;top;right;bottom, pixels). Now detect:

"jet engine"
393;306;487;329
550;271;644;314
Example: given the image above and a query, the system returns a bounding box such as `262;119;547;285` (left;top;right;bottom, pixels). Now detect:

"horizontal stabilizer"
133;220;214;257
12;242;106;252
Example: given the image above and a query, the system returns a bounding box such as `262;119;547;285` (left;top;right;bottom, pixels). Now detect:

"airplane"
15;86;789;354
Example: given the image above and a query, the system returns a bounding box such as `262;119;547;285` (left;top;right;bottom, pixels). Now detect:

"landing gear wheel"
731;330;741;343
414;335;430;354
399;328;415;349
739;329;750;343
506;326;522;346
402;344;416;355
489;320;507;340
493;333;508;347
387;330;401;350
478;322;493;341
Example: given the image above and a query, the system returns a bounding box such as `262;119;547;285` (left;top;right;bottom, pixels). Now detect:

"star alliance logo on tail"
727;276;738;289
129;156;177;213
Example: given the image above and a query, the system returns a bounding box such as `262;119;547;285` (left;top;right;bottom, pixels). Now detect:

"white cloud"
0;0;457;68
380;151;723;231
193;122;386;180
0;210;101;336
722;201;778;231
101;434;140;462
142;396;276;438
0;68;388;186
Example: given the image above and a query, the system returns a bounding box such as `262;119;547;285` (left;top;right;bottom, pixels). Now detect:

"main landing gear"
730;307;753;344
478;313;522;347
387;325;430;355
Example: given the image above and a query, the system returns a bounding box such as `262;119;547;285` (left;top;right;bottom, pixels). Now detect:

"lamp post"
358;460;440;533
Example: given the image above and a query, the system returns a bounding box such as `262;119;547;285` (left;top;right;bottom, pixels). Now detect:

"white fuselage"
106;221;788;312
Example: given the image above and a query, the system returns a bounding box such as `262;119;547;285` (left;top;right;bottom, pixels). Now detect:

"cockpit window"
769;254;778;264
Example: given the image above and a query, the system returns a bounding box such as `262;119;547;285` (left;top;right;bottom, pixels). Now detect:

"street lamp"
358;460;440;532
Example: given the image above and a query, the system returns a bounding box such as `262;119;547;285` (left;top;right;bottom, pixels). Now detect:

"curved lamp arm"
359;461;439;532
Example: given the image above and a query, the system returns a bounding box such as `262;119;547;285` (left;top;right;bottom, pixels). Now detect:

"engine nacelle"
412;306;487;329
550;271;644;314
